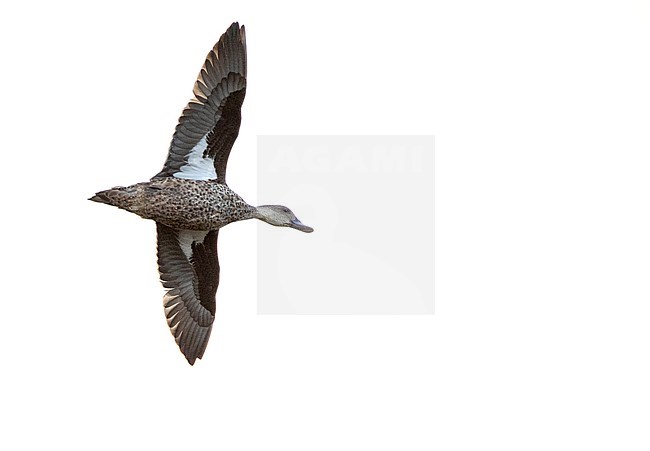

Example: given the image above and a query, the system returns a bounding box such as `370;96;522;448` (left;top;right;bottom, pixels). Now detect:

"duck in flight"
90;23;313;365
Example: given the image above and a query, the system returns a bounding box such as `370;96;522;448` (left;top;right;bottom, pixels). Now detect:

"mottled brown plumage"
91;178;257;230
90;22;312;365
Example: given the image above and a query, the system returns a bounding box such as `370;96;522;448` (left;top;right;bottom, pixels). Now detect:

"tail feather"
89;186;136;210
89;191;113;205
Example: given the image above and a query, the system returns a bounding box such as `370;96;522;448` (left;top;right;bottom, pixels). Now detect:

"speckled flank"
94;178;257;230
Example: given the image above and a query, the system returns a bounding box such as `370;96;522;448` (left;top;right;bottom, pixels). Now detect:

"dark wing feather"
156;223;220;365
153;22;247;183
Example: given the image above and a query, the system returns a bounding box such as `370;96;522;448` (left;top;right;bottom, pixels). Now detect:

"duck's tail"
89;186;138;211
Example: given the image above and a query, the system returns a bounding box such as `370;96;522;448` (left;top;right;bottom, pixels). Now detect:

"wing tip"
179;336;210;366
226;22;246;45
181;324;213;365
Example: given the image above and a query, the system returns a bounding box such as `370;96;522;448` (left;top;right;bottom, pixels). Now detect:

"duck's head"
255;205;313;233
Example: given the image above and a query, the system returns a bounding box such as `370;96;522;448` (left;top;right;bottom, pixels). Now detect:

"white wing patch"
177;230;210;260
175;134;217;180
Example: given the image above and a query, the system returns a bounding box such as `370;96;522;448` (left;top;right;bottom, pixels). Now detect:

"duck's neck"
253;205;277;226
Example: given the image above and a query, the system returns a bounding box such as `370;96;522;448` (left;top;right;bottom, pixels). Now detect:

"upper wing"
153;22;247;183
156;223;220;365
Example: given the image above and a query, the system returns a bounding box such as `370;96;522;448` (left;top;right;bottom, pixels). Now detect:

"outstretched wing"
153;22;247;183
156;223;220;365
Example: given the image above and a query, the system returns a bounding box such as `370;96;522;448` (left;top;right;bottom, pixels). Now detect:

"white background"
257;136;434;314
1;1;649;450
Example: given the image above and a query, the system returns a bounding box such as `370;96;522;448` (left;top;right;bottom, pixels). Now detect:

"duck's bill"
290;218;314;233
